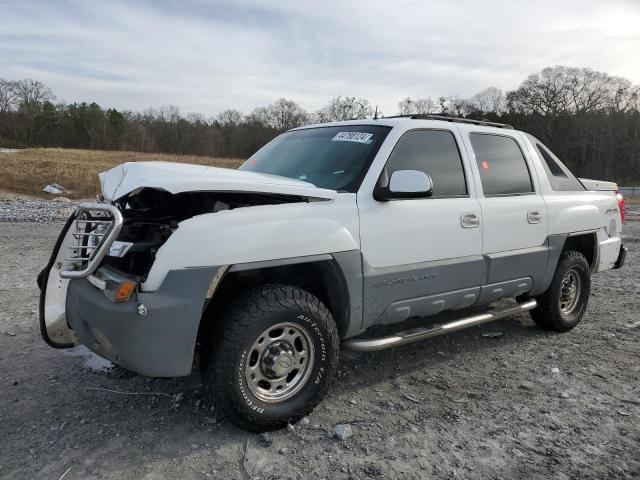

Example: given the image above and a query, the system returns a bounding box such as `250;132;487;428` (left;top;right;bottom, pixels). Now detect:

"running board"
343;299;537;352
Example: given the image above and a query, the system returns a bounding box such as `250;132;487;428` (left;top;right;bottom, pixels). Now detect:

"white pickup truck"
39;115;627;431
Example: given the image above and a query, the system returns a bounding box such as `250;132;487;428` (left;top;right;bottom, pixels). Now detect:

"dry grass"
0;148;244;199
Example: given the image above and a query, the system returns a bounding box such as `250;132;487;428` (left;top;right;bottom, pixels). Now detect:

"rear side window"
527;135;585;191
470;133;533;196
382;129;467;197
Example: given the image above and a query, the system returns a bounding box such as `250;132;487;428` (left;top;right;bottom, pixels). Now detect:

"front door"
357;127;483;328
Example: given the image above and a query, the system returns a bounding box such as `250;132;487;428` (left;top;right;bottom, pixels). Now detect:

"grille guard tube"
60;203;123;279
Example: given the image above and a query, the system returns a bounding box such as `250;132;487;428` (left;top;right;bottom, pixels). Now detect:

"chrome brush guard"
60;203;123;279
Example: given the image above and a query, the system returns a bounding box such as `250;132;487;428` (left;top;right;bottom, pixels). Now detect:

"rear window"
526;134;585;191
470;133;533;196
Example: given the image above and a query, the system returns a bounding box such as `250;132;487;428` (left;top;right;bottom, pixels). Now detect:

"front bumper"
66;267;217;377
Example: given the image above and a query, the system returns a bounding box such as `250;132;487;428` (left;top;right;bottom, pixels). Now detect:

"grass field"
0;148;244;199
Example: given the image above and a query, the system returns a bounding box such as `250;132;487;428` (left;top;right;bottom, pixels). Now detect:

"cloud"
0;0;639;116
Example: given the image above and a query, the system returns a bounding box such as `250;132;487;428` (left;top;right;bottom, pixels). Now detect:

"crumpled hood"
98;161;337;201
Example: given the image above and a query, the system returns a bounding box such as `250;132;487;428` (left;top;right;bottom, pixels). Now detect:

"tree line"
1;66;639;183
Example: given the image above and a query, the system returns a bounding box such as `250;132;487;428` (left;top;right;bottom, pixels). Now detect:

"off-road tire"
531;250;591;332
201;284;340;432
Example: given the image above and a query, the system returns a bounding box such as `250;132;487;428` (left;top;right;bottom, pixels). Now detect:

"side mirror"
376;170;433;201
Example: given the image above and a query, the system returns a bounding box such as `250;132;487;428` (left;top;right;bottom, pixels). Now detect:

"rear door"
461;130;548;303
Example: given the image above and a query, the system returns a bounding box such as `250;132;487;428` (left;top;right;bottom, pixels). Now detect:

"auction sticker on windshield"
332;132;374;144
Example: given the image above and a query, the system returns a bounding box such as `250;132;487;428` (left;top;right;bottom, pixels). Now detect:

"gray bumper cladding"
66;267;217;377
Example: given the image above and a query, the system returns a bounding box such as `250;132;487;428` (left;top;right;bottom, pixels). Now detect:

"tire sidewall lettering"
297;314;326;361
235;311;330;416
237;349;264;414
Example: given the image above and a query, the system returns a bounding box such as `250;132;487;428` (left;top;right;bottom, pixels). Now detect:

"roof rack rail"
384;114;513;129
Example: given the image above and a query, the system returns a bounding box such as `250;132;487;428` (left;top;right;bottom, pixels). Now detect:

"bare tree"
0;79;16;113
605;78;640;113
438;96;470;116
248;98;308;131
315;96;372;122
11;79;53;110
157;105;181;123
398;97;437;115
468;87;505;114
506;66;600;115
216;109;243;126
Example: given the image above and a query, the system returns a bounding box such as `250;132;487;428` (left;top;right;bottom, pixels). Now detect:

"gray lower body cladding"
363;255;485;328
360;236;564;329
66;267;217;377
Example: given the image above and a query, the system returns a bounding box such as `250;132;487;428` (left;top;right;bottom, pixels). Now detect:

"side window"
470;133;533;196
537;144;567;178
383;130;467;196
528;135;585;191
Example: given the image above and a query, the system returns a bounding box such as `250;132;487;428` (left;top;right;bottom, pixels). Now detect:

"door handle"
461;212;481;228
527;209;543;224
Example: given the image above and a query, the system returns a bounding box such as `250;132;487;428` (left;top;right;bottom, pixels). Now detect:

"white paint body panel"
597;233;622;272
99;161;337;202
358;197;482;267
579;178;618;191
143;194;359;290
475;195;548;253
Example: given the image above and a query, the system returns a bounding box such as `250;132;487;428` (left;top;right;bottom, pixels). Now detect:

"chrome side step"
343;299;537;352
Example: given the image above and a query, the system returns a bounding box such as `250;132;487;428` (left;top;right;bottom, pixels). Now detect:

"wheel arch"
564;232;598;271
531;232;597;296
197;253;362;346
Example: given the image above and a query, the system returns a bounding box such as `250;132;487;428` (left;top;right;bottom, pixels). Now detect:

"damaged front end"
104;188;317;278
38;159;338;377
38;185;329;349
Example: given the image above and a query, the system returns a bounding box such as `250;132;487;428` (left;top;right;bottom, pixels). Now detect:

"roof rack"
383;114;513;129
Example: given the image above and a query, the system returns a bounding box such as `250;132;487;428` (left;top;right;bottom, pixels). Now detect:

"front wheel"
531;250;591;332
201;284;340;432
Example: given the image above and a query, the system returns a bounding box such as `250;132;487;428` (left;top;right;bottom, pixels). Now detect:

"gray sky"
1;0;639;117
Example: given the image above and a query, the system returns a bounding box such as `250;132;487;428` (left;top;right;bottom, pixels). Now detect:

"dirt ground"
0;220;638;480
0;148;242;199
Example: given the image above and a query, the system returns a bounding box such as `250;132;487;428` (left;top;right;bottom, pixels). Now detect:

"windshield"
240;125;391;192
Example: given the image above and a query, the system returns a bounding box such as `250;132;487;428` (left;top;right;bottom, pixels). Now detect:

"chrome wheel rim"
559;268;581;315
244;322;314;403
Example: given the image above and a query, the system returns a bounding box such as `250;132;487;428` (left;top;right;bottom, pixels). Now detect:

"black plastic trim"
614;244;627;269
383;114;514;129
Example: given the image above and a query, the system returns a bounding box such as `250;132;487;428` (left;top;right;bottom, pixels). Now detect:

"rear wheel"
201;284;339;432
531;250;591;332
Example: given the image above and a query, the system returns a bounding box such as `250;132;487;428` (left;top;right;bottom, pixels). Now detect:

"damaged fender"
142;194;360;291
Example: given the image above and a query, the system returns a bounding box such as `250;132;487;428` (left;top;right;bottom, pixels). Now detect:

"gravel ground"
0;207;639;479
0;198;80;223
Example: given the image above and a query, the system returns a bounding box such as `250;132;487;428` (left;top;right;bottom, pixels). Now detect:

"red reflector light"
615;191;625;223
